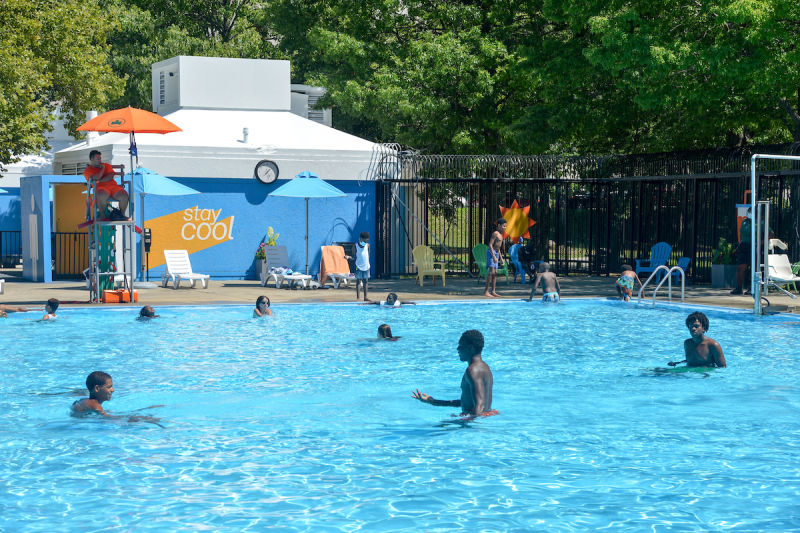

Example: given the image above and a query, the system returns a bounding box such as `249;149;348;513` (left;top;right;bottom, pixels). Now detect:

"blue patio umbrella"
0;188;7;193
269;171;346;275
123;167;200;279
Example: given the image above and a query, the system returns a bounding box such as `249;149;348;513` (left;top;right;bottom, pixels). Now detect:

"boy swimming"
71;371;114;416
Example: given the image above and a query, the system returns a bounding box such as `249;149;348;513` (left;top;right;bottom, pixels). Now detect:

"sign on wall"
146;206;234;268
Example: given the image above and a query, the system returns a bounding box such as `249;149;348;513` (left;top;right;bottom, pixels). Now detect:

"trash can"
333;241;357;272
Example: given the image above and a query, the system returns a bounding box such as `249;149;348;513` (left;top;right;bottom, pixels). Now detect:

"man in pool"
71;371;114;416
679;311;726;368
412;329;496;418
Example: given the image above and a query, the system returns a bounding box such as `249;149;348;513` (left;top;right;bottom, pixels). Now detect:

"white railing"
637;265;685;305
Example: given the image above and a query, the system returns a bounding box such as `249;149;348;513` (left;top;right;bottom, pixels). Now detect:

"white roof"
54;109;379;180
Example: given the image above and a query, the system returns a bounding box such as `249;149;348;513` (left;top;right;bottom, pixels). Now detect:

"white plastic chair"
767;254;800;295
161;250;210;289
260;245;312;288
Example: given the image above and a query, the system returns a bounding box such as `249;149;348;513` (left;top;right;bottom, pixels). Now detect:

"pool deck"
2;268;798;314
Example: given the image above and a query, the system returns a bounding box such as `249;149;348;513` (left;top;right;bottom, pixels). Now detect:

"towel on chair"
320;245;351;286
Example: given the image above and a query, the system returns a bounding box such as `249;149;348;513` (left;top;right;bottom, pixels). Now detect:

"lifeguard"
84;150;130;220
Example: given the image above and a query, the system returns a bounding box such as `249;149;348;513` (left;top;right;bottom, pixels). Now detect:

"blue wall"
143;178;376;280
0;188;21;231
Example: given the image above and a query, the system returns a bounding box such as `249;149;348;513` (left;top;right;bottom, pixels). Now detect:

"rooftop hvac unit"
290;84;332;127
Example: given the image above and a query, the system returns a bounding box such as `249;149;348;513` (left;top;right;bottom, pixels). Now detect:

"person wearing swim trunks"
527;262;560;302
680;311;726;368
483;218;507;298
71;371;114;416
83;150;129;221
412;329;496;418
615;264;641;302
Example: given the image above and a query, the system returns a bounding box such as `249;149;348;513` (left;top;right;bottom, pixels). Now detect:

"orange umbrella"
77;106;182;134
77;106;182;176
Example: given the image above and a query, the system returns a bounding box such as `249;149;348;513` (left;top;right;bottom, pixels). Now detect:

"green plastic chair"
472;243;510;285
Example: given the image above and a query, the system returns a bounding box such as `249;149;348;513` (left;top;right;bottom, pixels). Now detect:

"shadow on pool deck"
2;268;798;314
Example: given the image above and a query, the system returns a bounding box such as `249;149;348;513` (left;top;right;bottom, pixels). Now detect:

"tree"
269;0;537;154
0;0;123;175
513;0;800;154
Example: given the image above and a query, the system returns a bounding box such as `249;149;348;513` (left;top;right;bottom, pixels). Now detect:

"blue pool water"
1;300;799;531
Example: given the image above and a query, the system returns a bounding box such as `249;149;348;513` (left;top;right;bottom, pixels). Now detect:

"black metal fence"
51;232;88;278
0;230;22;268
375;144;800;282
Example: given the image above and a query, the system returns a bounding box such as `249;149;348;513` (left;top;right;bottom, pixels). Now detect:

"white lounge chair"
161;249;210;289
320;245;355;288
767;254;800;298
260;245;312;289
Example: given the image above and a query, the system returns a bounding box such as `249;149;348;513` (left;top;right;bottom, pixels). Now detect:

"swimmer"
71;371;164;424
71;371;114;416
412;329;495;418
527;262;560;302
364;292;416;308
137;306;159;320
378;323;400;341
253;295;273;317
615;264;641;302
669;311;726;368
41;298;59;320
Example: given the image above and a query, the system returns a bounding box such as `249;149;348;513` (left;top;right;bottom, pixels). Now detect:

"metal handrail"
637;265;685;304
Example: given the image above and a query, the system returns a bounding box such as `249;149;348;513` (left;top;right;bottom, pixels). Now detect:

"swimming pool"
1;300;799;531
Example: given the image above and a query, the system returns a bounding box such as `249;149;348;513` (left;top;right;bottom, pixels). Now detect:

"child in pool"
137;306;159;320
71;371;114;416
378;323;400;341
364;292;416;307
528;262;560;302
41;298;59;320
615;264;641;302
253;295;273;317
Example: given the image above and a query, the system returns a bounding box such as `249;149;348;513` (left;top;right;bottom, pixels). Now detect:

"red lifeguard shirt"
84;163;124;195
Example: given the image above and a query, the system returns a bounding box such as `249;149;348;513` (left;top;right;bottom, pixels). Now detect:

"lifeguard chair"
83;164;138;303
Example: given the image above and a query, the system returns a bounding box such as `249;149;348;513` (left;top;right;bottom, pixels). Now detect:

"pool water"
1;300;799;531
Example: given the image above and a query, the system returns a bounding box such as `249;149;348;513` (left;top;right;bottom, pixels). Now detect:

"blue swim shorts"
486;248;499;269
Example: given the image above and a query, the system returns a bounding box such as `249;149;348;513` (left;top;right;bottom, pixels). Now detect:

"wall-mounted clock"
254;160;279;184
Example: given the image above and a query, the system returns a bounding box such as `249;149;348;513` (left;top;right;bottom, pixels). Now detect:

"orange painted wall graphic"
146;206;234;269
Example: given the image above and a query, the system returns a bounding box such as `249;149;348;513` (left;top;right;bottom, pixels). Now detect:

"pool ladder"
637;265;685;305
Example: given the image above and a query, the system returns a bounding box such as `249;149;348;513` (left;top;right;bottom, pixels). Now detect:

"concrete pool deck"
2;268;798;314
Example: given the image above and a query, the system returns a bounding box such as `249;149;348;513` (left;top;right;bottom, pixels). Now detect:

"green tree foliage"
514;0;800;154
269;0;537;154
0;0;123;173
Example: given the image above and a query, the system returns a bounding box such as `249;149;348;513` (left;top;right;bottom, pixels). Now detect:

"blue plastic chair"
670;257;690;284
509;243;526;283
635;242;672;282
